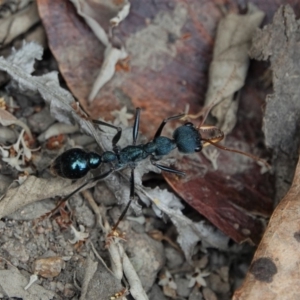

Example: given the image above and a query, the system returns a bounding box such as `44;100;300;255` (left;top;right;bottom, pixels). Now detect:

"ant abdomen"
51;148;102;179
173;123;202;153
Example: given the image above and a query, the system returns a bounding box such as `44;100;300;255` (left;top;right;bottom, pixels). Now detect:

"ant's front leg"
154;113;186;138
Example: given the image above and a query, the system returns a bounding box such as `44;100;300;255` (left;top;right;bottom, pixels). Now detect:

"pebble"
32;256;65;278
2;239;29;262
126;231;165;292
189;286;203;300
165;246;184;269
175;277;191;298
202;287;218;300
148;284;167;300
27;107;56;133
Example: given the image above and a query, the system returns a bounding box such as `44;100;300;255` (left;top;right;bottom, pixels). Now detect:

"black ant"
50;107;268;233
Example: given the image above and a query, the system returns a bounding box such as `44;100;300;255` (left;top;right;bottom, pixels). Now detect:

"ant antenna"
201;134;270;169
183;66;238;126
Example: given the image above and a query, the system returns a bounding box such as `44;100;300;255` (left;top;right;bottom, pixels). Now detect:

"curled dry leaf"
38;122;79;142
63;0;129;102
88;44;128;101
0;108;32;140
120;244;149;300
0;1;40;47
79;256;97;300
140;187;229;262
81;196;147;300
110;2;130;27
203;3;265;134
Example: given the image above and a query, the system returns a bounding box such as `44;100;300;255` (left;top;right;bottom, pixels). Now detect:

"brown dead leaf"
0;108;33;140
36;0;217;128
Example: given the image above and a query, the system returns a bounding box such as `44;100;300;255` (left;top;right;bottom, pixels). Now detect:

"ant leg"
200;125;270;168
94;107;141;149
112;168;135;231
43;168;115;219
202;137;270;168
132;108;141;145
151;159;185;176
66;168;115;201
92;119;122;149
154;113;186;139
73;101;122;147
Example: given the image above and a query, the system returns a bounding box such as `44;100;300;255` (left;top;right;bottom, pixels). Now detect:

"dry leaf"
204;3;265;134
0;108;32;140
0;1;39;47
140;187;229;262
69;0;129;101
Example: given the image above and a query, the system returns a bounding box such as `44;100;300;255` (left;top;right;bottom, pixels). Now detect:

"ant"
50;106;269;233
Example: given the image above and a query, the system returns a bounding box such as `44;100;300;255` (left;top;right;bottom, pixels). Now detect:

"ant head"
173;122;202;153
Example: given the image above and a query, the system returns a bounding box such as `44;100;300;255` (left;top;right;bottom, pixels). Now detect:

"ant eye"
185;122;193;127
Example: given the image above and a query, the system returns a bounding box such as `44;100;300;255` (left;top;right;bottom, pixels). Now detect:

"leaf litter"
0;1;299;300
0;41;230;299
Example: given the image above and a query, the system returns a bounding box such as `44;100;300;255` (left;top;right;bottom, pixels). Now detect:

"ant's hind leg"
38;168;115;221
112;168;135;232
154;113;186;139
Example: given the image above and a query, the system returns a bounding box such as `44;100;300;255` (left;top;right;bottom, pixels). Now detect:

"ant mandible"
51;107;268;232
